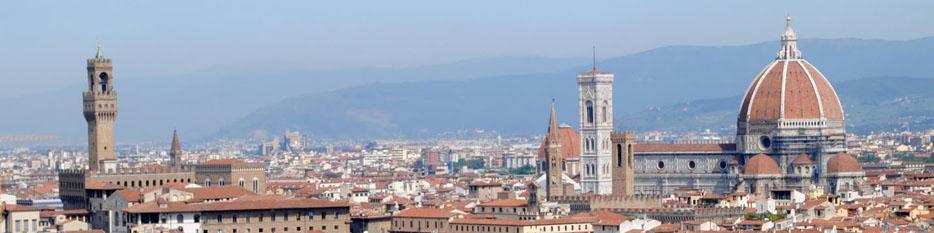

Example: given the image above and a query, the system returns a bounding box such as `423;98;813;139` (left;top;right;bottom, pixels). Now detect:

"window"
177;214;184;223
586;101;594;123
253;178;259;193
602;104;607;123
616;144;623;167
99;73;110;92
194;214;201;223
239;178;246;188
233;214;238;223
217;214;223;223
688;161;696;170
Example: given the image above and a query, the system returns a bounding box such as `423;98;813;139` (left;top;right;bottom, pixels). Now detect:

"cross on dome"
777;16;801;60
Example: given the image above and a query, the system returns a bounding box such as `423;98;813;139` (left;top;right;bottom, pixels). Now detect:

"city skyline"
1;3;934;233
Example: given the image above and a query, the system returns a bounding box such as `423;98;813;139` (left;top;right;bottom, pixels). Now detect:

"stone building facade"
577;69;615;195
59;47;268;217
541;18;865;198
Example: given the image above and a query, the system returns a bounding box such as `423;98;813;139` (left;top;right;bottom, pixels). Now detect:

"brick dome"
744;154;781;175
538;125;580;160
791;154;814;165
827;152;863;173
737;18;844;123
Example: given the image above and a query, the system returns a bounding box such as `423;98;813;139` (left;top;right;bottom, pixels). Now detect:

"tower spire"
777;15;801;60
547;99;560;142
95;42;104;59
170;129;182;167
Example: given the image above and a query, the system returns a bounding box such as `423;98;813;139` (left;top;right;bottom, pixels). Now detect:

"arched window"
99;73;110;92
628;144;634;168
585;101;594;123
617;144;623;167
205;178;212;187
219;178;225;186
253;178;260;193
602;101;608;123
239;178;246;188
177;214;184;224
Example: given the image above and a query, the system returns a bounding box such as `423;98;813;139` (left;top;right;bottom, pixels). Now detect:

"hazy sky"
1;1;933;97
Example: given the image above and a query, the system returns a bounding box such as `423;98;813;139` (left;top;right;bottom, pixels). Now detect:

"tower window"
586;101;594;123
616;144;622;167
602;101;608;123
99;73;110;92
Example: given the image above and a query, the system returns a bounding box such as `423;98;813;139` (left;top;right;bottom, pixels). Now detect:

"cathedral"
539;17;866;197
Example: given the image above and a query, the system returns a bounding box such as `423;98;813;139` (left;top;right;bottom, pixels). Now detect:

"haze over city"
2;2;934;233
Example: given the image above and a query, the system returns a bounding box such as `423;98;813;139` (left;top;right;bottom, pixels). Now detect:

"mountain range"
221;37;934;139
2;37;933;143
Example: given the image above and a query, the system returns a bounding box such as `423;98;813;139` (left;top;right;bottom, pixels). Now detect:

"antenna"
592;45;597;72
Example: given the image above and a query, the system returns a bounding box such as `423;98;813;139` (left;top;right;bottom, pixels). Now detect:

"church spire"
170;129;182;167
546;99;560;144
777;15;802;60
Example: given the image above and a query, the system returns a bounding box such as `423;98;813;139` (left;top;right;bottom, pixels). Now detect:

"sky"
1;0;933;98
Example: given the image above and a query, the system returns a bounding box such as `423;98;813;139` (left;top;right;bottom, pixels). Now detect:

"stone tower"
544;102;565;198
611;132;635;196
170;129;182;168
83;45;118;173
578;68;614;195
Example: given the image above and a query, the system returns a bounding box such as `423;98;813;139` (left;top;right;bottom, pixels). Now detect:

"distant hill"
220;36;934;139
4;37;934;143
0;56;587;144
622;77;934;134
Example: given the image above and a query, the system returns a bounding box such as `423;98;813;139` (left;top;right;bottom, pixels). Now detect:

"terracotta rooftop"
738;59;844;122
450;217;595;226
537;126;581;160
85;181;124;190
476;199;528;208
791;154;815;165
393;207;456;218
827;152;863;173
124;196;349;214
577;210;626;226
743;154;782;175
203;159;245;165
2;204;38;212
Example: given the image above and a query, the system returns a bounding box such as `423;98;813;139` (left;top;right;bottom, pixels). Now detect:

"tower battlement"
86;58;112;64
82;91;118;98
611;131;636;141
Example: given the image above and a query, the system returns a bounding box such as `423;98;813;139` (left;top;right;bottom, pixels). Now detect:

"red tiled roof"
125;196;348;213
2;204;38;212
744;154;781;175
85;182;123;190
476;199;528;207
203;159;245;165
537;126;581;160
792;154;814;164
739;59;844;122
827;152;863;173
450;217;595;226
393;207;456;218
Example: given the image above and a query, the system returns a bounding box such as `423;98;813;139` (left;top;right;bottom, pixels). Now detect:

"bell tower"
544;102;565;198
83;44;118;173
578;66;614;195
